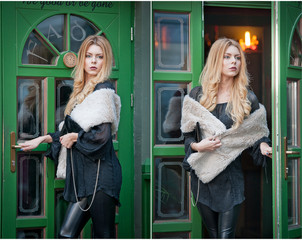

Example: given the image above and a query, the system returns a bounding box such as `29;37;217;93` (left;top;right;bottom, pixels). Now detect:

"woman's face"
221;45;241;80
84;44;104;81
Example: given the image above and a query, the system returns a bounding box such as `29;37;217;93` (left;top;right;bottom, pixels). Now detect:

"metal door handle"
10;132;19;173
284;137;300;180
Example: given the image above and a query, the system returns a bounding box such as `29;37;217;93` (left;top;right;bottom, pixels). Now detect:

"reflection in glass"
154;12;190;71
22;32;56;65
153;232;190;238
155;158;189;221
55;190;69;238
17;153;44;216
70;15;99;53
290;17;302;67
155;82;188;144
55;79;73;130
37;15;65;52
18;79;44;140
17;229;43;239
287;79;300;147
287;158;300;227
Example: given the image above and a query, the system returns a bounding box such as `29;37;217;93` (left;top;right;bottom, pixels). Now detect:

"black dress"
46;81;122;206
183;86;270;212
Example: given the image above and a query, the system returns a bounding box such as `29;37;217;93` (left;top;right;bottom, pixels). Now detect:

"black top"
46;81;122;206
183;86;271;212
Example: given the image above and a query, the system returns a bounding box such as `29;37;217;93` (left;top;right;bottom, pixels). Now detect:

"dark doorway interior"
204;6;272;238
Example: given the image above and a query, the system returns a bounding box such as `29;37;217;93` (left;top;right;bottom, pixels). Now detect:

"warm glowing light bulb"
245;31;251;47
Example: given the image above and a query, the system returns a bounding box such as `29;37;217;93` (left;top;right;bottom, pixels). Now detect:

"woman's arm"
19;135;53;151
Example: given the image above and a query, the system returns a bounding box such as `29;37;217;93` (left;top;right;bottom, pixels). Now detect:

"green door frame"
272;1;302;238
1;2;134;238
151;1;203;238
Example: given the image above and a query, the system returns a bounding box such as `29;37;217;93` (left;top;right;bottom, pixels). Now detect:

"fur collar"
56;88;121;179
70;88;121;134
181;95;269;183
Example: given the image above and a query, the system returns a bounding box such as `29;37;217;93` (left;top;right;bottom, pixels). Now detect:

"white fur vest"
181;95;269;183
56;88;121;179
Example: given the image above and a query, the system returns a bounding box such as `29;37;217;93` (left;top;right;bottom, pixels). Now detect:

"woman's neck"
217;77;233;103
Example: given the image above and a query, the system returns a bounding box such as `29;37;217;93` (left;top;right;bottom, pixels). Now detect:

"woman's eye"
98;56;103;59
235;56;241;60
224;55;230;59
86;55;91;58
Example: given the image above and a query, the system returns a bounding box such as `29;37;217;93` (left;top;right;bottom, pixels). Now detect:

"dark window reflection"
17;153;44;216
70;15;98;53
37;15;65;52
154;157;189;221
18;79;44;140
55;79;73;130
154;12;190;71
22;32;56;65
17;229;43;239
155;82;188;144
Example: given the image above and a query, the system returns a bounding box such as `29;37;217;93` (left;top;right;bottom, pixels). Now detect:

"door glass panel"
17;78;45;140
155;82;188;144
55;189;69;238
22;32;57;65
154;12;190;71
70;15;99;53
287;79;300;147
37;15;65;52
55;79;73;130
290;17;302;67
17;229;43;239
287;158;300;227
153;231;190;238
154;157;189;221
17;153;44;216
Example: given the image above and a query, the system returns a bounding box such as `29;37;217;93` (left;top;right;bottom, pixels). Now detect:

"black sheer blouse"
183;86;271;212
46;81;122;206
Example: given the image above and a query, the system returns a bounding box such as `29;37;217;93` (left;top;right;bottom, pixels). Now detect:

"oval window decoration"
290;16;302;67
21;14;100;66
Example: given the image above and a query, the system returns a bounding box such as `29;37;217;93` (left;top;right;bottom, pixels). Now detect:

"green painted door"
1;2;134;238
272;1;302;238
151;2;203;238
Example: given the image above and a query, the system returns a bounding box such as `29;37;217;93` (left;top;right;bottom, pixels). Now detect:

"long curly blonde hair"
64;35;113;115
199;38;251;129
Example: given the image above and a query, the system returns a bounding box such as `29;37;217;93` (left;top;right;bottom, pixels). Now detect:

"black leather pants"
58;190;116;239
197;202;241;239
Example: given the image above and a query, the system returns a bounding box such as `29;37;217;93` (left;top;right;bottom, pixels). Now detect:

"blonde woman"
181;38;272;238
19;35;121;238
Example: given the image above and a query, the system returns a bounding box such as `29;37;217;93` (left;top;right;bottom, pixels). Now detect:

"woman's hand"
191;136;222;152
60;133;78;149
19;135;52;151
260;142;272;158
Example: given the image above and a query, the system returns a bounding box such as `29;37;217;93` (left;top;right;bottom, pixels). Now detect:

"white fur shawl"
181;95;269;183
70;88;121;134
56;88;121;179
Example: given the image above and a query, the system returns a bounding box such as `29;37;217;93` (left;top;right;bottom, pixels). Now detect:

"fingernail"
20;148;23;151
